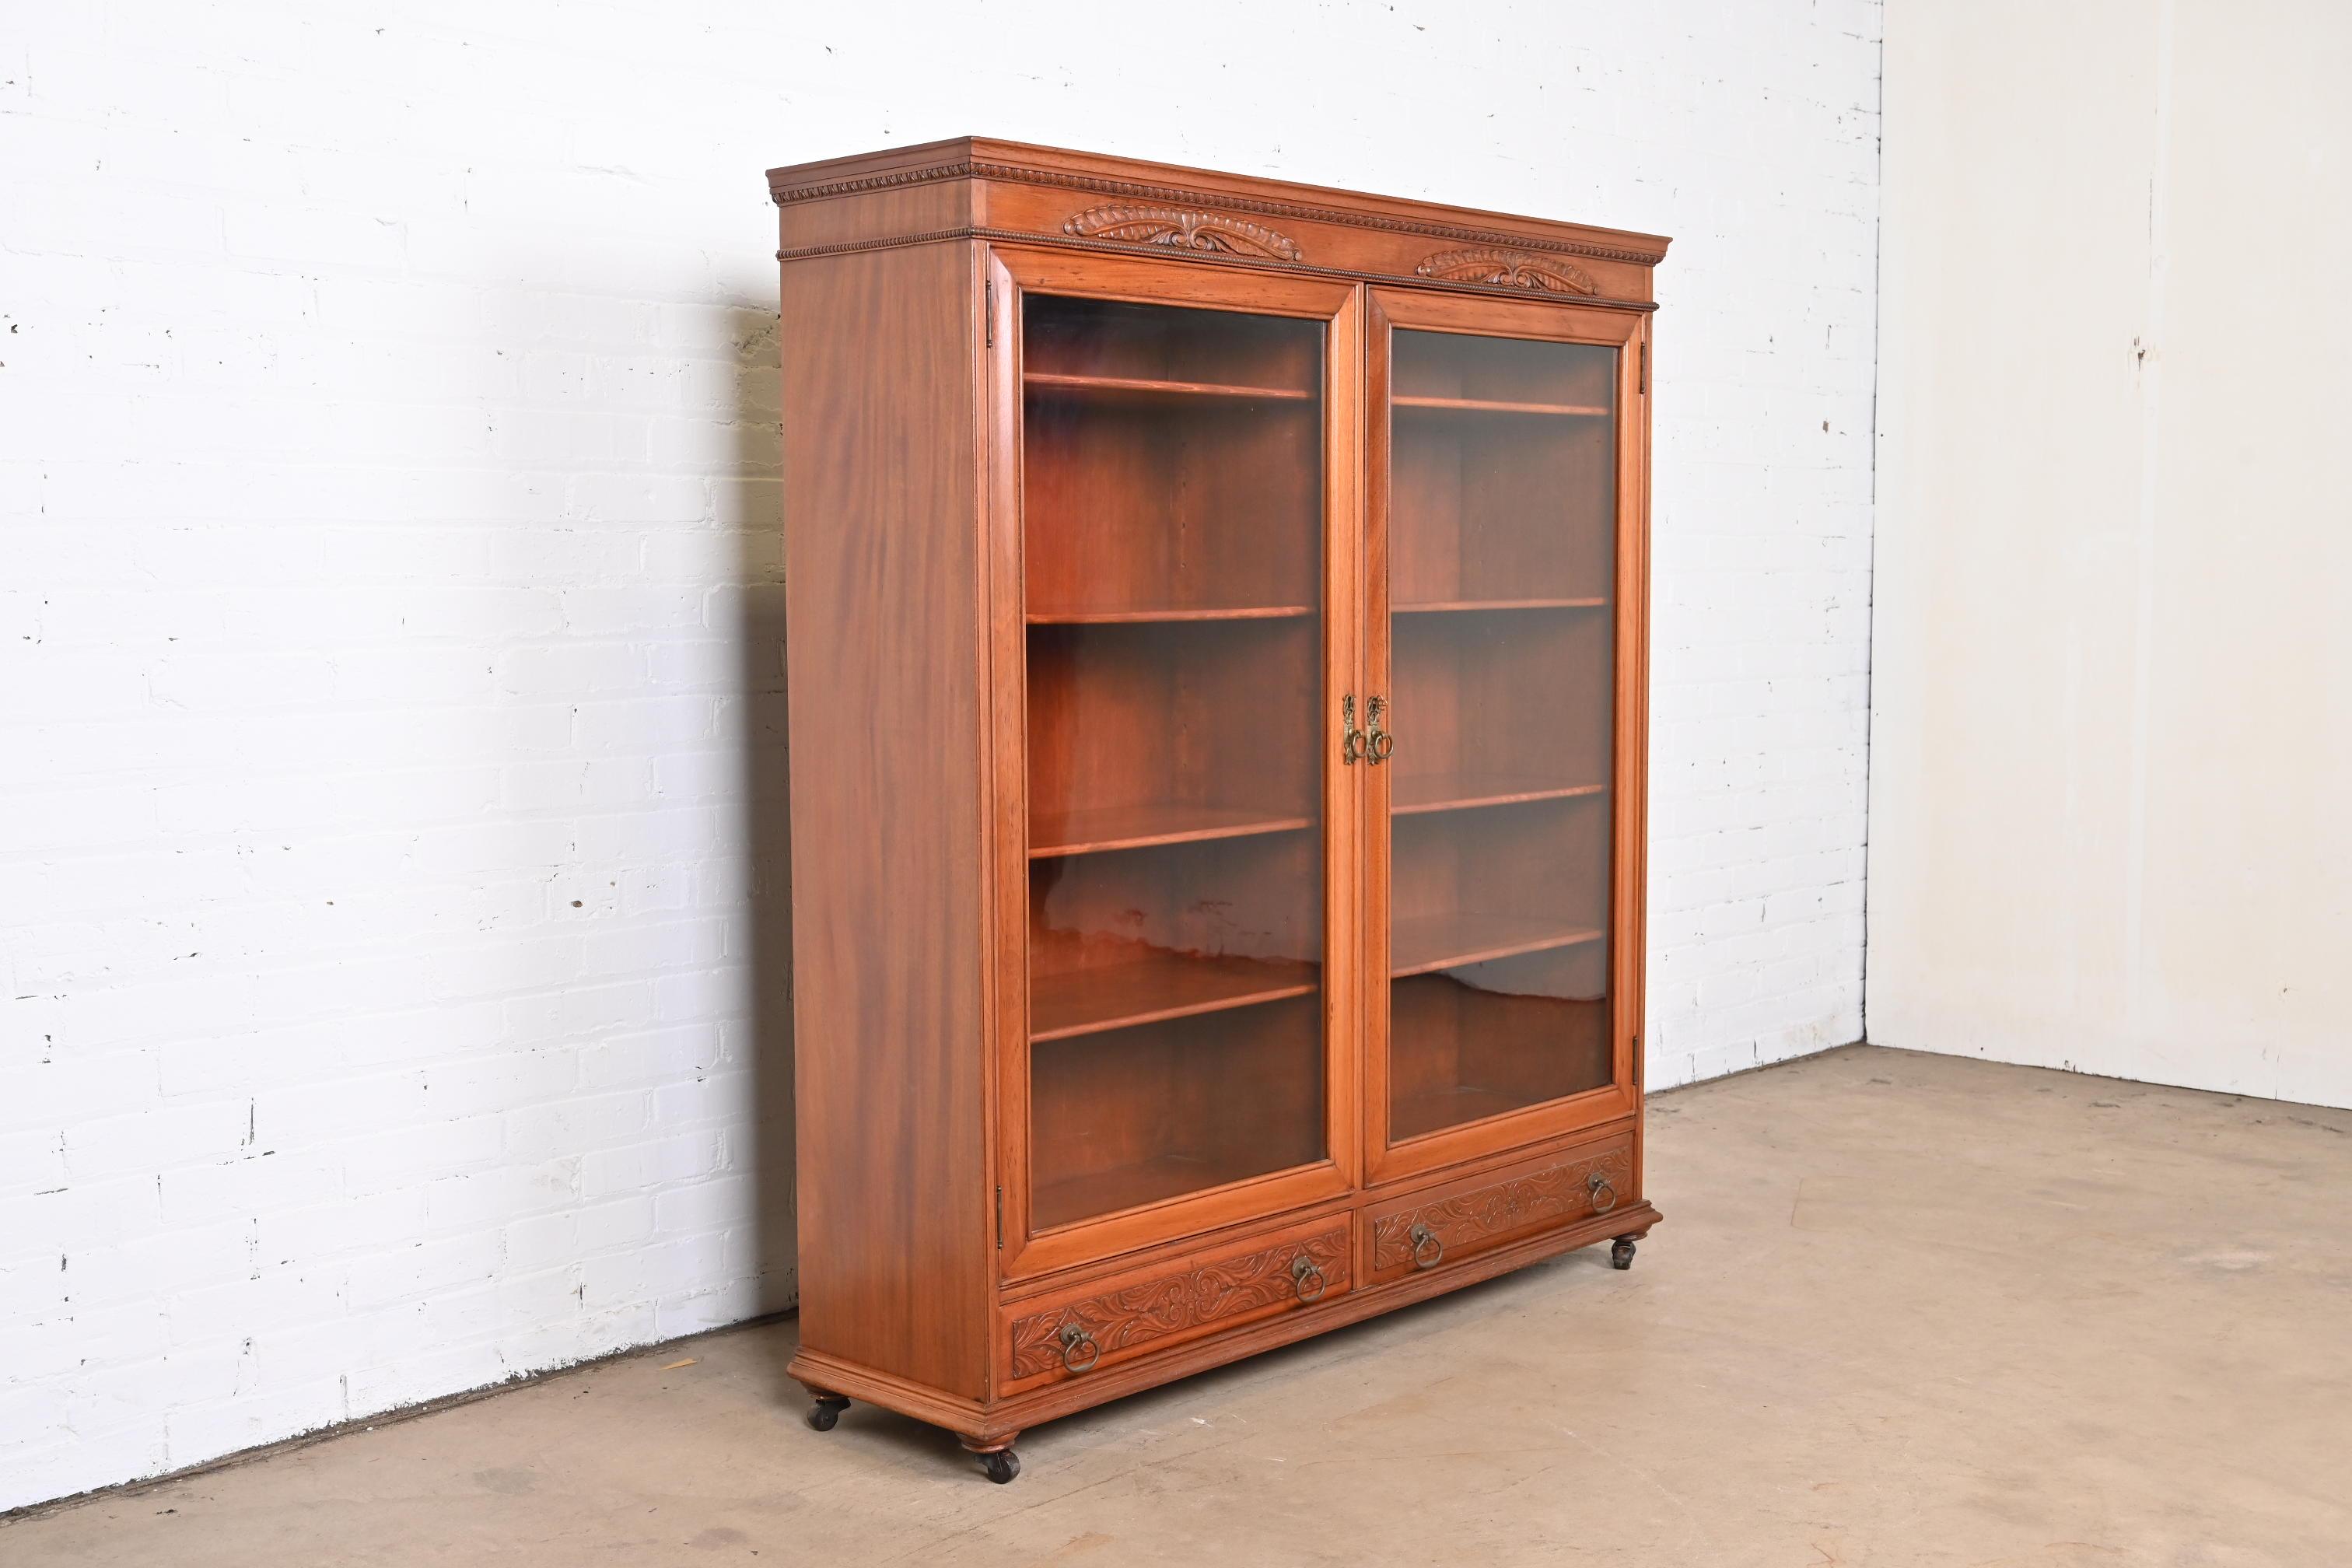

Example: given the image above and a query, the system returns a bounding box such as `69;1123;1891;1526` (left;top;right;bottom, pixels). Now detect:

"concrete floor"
10;1045;2350;1566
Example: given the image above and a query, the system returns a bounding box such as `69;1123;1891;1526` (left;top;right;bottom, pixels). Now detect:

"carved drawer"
999;1214;1351;1392
1362;1132;1635;1286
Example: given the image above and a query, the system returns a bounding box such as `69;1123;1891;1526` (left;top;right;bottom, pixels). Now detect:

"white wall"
0;0;1881;1509
1871;0;2352;1106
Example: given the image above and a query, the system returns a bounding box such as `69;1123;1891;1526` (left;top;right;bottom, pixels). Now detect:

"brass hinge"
995;1185;1003;1248
1633;1033;1643;1090
984;278;994;348
1638;341;1647;395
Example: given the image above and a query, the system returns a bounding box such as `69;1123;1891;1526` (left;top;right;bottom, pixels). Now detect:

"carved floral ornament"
1062;203;1305;262
1415;246;1599;295
1007;1227;1348;1378
1371;1146;1631;1269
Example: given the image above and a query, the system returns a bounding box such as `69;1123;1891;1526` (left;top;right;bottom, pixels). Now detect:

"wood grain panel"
778;240;991;1398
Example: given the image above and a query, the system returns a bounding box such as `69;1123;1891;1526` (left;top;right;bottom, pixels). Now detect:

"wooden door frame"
984;245;1365;1282
1360;286;1650;1188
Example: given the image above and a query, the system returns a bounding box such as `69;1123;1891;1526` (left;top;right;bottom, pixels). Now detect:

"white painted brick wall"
0;0;1880;1510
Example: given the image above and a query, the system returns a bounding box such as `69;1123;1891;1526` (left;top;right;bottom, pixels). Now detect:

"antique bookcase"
768;138;1667;1482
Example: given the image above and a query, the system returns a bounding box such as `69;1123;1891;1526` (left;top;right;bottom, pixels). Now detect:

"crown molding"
767;145;1670;268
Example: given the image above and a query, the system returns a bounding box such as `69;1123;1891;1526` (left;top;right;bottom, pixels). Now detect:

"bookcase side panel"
779;241;992;1398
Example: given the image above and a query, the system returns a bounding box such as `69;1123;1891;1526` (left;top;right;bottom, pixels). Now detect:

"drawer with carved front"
1000;1216;1350;1391
1363;1133;1635;1285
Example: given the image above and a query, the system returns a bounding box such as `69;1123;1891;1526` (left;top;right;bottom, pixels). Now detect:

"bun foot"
806;1393;849;1431
962;1435;1021;1484
1610;1236;1637;1270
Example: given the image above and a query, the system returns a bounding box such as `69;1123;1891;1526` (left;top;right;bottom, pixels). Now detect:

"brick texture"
0;1;1881;1509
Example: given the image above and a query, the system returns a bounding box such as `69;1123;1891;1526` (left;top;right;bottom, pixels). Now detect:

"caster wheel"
807;1395;849;1432
1610;1237;1636;1271
977;1448;1020;1485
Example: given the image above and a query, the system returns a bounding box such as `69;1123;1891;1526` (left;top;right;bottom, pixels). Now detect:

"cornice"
772;226;1662;313
767;157;1666;268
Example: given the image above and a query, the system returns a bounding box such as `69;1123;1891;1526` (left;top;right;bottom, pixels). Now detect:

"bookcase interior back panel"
1027;833;1323;1038
1030;997;1325;1231
1024;620;1318;849
1025;296;1321;620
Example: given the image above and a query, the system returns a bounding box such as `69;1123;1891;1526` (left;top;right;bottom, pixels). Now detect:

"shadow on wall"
725;292;799;1377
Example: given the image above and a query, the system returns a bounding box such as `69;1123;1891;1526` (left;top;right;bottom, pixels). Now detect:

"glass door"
1365;289;1643;1182
992;252;1360;1276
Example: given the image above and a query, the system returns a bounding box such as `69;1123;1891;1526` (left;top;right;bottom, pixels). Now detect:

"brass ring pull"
1057;1321;1101;1374
1290;1252;1327;1304
1409;1221;1443;1270
1587;1171;1619;1214
1367;696;1394;765
1341;695;1366;765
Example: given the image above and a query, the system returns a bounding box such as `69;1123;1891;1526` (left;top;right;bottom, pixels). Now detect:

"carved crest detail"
1415;246;1598;295
1062;203;1304;262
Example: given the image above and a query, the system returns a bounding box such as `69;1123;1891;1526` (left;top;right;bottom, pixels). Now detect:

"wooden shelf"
1030;802;1315;859
1026;371;1315;403
1391;775;1606;817
1389;1083;1534;1143
1032;1149;1285;1233
1030;950;1319;1042
1027;605;1316;625
1393;597;1606;614
1389;912;1603;978
1393;394;1611;418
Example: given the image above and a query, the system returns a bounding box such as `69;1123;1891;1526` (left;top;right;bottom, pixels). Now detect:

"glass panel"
1022;295;1327;1231
1385;328;1617;1143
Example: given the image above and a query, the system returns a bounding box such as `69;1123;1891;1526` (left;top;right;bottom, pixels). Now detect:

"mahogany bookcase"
767;139;1668;1482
